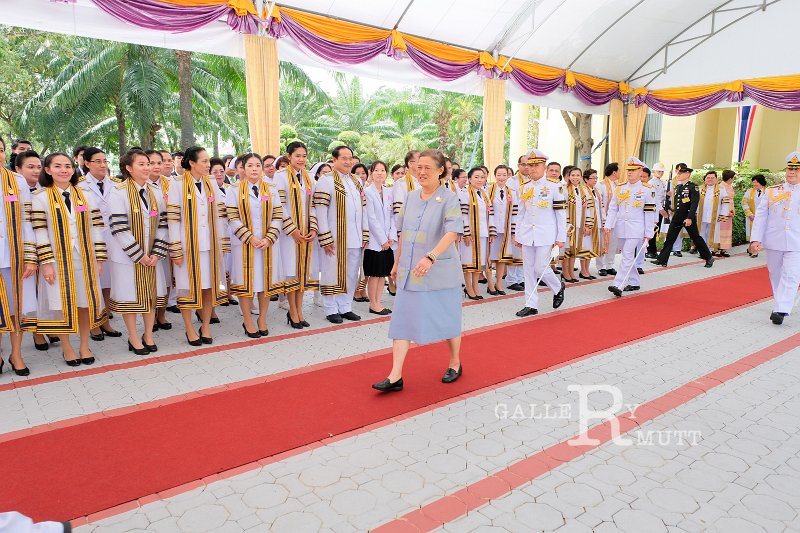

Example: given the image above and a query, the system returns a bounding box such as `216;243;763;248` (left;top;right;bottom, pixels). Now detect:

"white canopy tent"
5;0;793;110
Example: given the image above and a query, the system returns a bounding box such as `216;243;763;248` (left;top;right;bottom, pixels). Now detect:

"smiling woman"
372;149;465;393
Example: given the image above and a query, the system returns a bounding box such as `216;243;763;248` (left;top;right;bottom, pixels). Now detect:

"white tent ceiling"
2;0;794;113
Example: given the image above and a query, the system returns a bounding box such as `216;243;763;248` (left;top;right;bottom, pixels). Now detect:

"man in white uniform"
314;145;369;324
506;152;533;291
596;162;622;276
604;157;657;297
513;149;566;317
750;151;800;325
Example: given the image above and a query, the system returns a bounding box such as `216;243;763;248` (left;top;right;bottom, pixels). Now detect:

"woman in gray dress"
372;150;465;392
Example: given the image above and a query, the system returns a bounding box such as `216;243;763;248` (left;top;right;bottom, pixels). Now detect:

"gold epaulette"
31;187;47;195
641;182;654;189
77;175;87;182
767;184;782;189
115;182;127;190
109;176;124;183
547;176;560;183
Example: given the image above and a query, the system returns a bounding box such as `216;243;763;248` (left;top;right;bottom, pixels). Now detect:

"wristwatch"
425;253;437;263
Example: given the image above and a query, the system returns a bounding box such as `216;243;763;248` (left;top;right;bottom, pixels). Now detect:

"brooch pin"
435;196;442;203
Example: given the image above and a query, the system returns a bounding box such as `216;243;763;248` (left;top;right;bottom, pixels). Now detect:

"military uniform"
604;157;657;296
750;152;800;324
652;168;714;267
513;149;566;316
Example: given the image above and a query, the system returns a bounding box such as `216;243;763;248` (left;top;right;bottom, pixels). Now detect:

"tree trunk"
176;50;194;149
434;103;451;154
142;123;161;151
560;111;593;170
115;102;128;155
213;129;219;157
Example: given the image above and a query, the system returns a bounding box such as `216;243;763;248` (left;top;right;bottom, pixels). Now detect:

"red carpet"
0;268;770;521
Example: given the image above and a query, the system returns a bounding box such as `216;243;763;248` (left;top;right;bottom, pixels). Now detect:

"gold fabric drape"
625;102;648;159
609;100;649;165
243;34;280;156
609;99;626;166
482;78;506;174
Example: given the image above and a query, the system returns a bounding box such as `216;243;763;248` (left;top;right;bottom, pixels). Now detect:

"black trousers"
647;213;664;255
657;215;712;263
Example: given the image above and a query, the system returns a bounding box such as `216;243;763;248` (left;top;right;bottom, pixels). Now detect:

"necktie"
62;191;71;212
139;188;148;209
252;185;259;198
97;181;104;195
500;189;504;200
30;187;36;193
195;181;202;193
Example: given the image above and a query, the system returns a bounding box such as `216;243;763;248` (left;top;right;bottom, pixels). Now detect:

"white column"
509;101;530;164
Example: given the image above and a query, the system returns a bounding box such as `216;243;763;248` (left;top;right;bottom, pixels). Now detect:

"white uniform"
636;177;665;268
364;183;397;251
698;184;730;247
596;178;620;271
515;176;567;310
751;181;800;315
77;172;114;288
505;173;527;284
314;171;368;316
605;181;657;289
392;174;419;228
742;187;763;241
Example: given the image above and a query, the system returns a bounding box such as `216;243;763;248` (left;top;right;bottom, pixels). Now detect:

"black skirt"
363;249;394;277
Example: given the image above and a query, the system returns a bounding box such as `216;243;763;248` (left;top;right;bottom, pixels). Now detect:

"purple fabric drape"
405;44;485;81
744;86;800;111
268;14;388;64
509;69;564;96
638;92;731;116
570;82;621;106
91;0;259;33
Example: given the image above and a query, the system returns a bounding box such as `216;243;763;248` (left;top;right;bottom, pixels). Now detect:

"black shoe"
200;335;213;344
62;352;81;367
651;260;668;266
210;316;220;324
48;335;61;344
220;300;229;307
606;268;617;275
155;321;172;331
353;297;370;303
387;289;396;296
507;283;523;291
644;252;657;259
80;354;95;365
608;286;623;298
553;281;566;309
442;366;462;384
770;312;787;325
142;338;158;352
100;327;122;338
372;377;403;392
704;257;715;268
623;285;640;292
578;274;593;280
597;269;608;276
496;290;506;295
464;289;481;300
519;282;525;288
327;314;343;324
672;251;683;257
515;307;538;317
637;268;644;275
228;298;238;305
340;311;361;321
90;332;104;341
538;281;546;286
34;339;49;351
8;358;30;377
369;308;392;315
128;340;149;356
487;289;499;296
259;328;269;337
185;332;202;347
300;320;310;327
478;278;487;284
270;295;279;301
286;312;304;329
242;323;261;338
166;305;180;313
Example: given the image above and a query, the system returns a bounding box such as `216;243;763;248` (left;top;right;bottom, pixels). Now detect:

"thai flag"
737;105;757;163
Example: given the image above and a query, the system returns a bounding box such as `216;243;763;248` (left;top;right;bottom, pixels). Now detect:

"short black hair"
287;141;307;156
404;150;420;166
40;152;78;187
172;150;185;158
13;150;41;171
332;145;353;159
72;145;89;158
547;161;561;169
642;167;651;176
452;168;466;180
467;167;483;179
119;149;148;180
81;147;105;174
181;146;206;170
210;157;226;170
11;139;32;150
391;164;404;175
751;174;767;187
352;163;368;177
604;162;619;177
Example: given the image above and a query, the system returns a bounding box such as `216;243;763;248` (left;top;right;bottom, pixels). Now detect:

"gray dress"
388;185;464;344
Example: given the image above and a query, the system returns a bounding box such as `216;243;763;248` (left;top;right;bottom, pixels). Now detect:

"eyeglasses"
89;159;109;165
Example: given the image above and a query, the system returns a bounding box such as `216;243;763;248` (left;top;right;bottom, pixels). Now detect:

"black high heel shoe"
7;357;30;377
100;326;122;337
286;312;303;330
199;327;213;344
154;320;172;331
195;311;221;324
79;352;95;365
128;340;149;356
463;288;481;301
258;328;269;337
300;319;310;327
185;331;202;347
62;352;81;367
90;331;105;341
142;338;158;352
242;323;261;338
48;336;60;344
34;338;49;351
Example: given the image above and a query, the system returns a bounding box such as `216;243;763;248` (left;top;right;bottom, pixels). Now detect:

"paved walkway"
4;247;798;532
